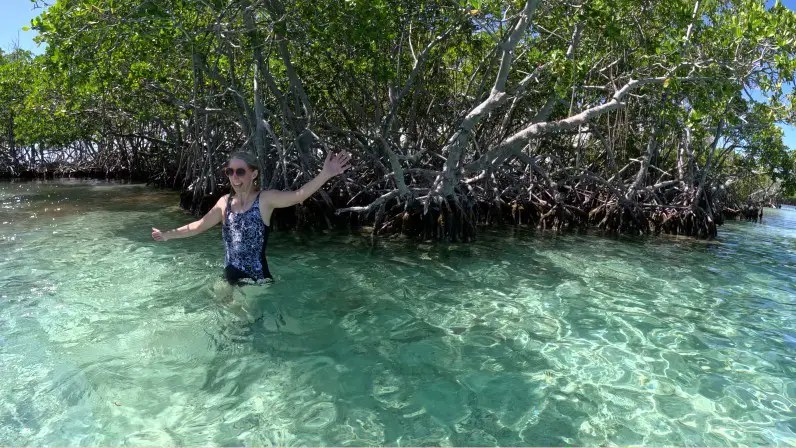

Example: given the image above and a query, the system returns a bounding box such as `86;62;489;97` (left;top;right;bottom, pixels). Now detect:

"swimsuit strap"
224;193;233;220
252;191;262;211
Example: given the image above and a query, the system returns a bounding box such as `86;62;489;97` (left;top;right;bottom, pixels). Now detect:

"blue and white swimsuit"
222;191;273;284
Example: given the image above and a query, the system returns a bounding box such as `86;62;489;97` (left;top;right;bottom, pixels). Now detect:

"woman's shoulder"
215;193;232;207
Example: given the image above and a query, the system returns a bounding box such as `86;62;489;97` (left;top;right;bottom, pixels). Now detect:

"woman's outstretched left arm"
264;151;352;209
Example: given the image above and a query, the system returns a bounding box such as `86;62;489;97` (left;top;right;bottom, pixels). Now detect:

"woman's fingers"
337;152;352;165
325;151;352;174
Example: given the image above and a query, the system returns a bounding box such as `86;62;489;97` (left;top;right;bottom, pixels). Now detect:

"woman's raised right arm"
152;195;227;242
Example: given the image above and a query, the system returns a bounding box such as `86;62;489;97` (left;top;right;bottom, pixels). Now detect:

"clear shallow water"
0;179;794;446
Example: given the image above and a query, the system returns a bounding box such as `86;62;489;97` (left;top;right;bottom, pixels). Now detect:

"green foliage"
0;0;793;209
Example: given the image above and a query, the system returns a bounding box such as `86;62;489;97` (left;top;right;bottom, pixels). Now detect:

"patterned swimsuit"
222;191;273;285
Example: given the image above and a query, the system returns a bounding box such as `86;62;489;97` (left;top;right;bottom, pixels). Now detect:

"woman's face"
226;158;258;192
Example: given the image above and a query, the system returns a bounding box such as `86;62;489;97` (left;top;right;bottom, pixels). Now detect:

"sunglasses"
224;167;248;177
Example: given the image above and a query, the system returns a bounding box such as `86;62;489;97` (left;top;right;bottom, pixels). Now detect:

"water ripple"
1;181;795;446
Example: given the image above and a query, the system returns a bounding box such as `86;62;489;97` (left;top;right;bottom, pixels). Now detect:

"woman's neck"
235;187;257;203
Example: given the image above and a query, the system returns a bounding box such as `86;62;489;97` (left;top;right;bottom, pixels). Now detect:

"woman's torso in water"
221;191;273;284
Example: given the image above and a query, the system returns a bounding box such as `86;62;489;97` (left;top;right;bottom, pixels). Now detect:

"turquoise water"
1;180;794;446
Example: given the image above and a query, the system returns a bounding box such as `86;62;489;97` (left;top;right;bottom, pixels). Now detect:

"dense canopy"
2;0;795;240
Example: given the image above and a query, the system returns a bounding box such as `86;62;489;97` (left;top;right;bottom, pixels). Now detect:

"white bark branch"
336;190;399;215
435;0;541;196
466;76;672;173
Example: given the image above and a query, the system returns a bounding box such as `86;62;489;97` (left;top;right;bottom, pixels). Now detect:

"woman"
152;150;352;285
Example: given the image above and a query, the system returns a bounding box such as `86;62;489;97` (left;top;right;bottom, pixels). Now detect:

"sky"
1;1;45;55
1;0;795;150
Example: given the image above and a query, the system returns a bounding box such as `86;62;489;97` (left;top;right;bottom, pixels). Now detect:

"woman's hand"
321;151;352;178
152;227;168;242
263;154;353;209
